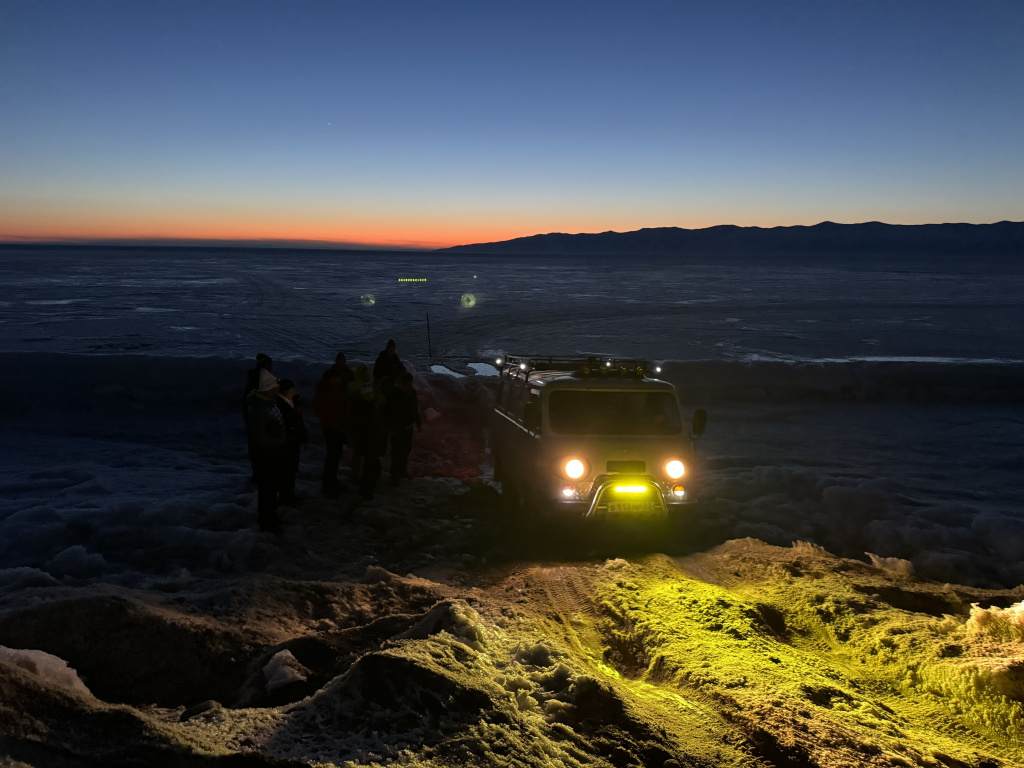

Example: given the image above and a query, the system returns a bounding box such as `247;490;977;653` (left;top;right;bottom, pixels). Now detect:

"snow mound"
0;567;61;589
262;649;310;692
274;638;507;764
44;545;109;578
400;599;489;651
966;600;1024;641
867;552;916;578
0;646;92;698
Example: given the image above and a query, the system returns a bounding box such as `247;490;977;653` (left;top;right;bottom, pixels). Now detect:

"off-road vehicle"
491;355;706;520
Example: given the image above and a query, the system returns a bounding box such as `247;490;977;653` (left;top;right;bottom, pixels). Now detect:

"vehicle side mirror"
691;408;707;437
524;402;541;433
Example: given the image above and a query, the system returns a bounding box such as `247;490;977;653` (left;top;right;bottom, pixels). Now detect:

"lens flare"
461;293;477;308
360;293;375;307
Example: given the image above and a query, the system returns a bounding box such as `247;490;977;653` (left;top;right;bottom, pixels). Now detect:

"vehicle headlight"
565;459;586;479
666;460;685;479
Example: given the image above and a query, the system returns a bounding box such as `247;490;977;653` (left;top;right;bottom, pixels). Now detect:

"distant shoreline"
3;219;1023;257
442;220;1024;257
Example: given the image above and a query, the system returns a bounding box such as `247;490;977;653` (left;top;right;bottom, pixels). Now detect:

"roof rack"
498;354;658;380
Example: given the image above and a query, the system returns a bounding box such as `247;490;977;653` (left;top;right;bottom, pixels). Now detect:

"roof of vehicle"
498;355;675;391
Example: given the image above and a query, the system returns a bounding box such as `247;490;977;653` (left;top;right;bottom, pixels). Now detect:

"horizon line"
1;218;1020;253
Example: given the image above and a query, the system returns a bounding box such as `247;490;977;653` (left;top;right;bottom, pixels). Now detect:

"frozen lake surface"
3;245;1023;363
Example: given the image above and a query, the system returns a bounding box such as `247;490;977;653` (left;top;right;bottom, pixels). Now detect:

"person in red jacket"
313;353;353;497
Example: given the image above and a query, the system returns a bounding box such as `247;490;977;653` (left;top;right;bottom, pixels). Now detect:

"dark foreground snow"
1;352;1023;766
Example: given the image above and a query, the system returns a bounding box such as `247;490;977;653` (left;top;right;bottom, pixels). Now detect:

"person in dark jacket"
242;353;273;483
246;368;286;533
386;371;421;486
347;364;382;503
373;339;405;383
276;379;309;506
373;341;405;455
314;353;353;496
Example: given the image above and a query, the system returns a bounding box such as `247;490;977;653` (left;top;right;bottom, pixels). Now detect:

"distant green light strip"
398;278;428;282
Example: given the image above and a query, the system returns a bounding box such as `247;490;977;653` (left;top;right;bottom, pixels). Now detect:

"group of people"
243;340;421;534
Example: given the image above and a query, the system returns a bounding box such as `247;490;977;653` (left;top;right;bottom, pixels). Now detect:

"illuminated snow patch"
468;362;499;376
966;600;1024;641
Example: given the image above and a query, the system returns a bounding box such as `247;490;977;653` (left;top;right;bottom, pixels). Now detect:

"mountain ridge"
439;220;1024;256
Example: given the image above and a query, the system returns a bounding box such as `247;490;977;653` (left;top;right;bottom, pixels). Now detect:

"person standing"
347;364;382;504
276;378;308;506
314;353;353;496
246;369;286;533
373;340;405;455
386;371;421;486
242;353;273;483
373;339;405;383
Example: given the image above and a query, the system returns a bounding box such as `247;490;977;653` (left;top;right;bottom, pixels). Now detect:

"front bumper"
552;474;693;518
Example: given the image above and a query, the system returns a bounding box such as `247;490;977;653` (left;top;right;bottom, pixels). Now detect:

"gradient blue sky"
1;0;1022;248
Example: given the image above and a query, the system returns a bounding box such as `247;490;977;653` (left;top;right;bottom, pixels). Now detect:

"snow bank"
0;646;92;698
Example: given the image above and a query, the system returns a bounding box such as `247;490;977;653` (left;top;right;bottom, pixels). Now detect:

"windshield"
548;390;682;435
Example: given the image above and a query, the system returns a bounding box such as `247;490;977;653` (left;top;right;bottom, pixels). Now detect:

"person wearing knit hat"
258;368;280;392
246;368;286;533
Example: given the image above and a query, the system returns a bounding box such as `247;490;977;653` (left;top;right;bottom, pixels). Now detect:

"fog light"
614;485;648;494
672;484;686;498
562;484;575;498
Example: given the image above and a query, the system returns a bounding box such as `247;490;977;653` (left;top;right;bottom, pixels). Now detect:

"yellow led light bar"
613;485;648;494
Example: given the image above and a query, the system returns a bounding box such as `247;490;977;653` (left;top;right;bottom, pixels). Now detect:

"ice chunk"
0;646;92;698
468;362;499;376
866;552;916;578
262;649;308;692
429;365;465;378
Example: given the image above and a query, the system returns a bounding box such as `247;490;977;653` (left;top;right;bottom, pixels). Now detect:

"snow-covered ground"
1;246;1023;765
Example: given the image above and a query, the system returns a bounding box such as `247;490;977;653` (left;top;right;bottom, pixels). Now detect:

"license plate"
608;502;659;514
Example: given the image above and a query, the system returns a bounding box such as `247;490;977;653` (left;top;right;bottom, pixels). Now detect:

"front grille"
606;460;646;473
